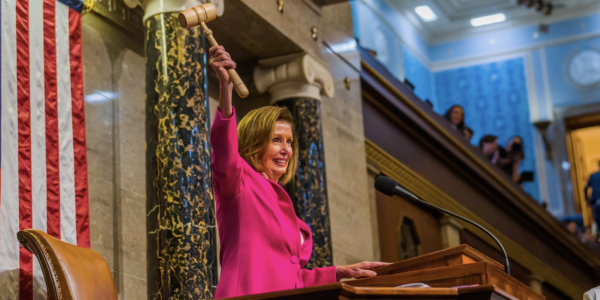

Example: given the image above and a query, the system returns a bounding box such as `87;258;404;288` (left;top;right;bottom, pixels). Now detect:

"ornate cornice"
365;139;584;299
124;0;224;22
253;53;335;103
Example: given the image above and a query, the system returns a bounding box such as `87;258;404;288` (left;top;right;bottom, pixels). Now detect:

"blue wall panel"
402;46;436;106
544;36;600;107
435;58;540;200
351;0;405;80
354;0;429;59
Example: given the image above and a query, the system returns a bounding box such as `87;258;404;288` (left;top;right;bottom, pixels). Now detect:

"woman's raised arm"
209;46;244;199
209;45;236;118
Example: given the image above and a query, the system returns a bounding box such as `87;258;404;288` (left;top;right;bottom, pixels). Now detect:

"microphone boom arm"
395;186;511;275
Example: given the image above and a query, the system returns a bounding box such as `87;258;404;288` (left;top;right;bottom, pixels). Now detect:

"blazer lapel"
266;178;300;256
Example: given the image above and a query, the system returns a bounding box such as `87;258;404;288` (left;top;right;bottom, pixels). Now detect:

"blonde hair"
238;106;298;185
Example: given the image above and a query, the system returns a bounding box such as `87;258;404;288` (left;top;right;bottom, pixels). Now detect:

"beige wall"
82;13;147;300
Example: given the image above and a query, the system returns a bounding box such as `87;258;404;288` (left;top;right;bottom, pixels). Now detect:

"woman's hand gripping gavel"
179;3;249;98
209;46;236;87
209;46;237;118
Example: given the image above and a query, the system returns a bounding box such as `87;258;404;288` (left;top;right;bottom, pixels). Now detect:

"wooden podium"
224;245;544;300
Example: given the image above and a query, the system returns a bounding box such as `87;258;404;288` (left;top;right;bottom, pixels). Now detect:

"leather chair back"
17;229;118;300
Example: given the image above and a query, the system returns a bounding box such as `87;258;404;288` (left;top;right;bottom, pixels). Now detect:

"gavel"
179;4;249;98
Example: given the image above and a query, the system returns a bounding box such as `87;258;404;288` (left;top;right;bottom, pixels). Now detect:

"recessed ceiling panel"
385;0;600;44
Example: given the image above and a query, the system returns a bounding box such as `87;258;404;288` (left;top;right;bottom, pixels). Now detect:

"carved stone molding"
254;53;335;103
124;0;224;22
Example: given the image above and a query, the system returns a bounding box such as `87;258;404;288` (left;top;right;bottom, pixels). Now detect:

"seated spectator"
479;135;499;164
563;220;583;241
498;136;525;182
443;105;469;139
464;126;474;142
582;227;597;243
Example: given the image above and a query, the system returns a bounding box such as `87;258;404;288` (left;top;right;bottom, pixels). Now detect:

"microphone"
375;175;511;275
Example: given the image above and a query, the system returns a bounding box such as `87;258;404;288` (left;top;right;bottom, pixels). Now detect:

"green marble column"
145;13;217;299
277;98;333;269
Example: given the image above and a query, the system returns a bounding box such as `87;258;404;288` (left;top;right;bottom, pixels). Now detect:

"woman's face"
450;107;464;125
260;120;293;182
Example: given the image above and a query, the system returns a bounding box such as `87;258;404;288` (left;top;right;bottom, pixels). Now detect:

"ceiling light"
415;5;437;22
470;13;506;27
329;40;357;53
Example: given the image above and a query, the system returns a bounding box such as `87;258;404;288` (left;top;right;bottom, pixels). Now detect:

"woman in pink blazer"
209;46;389;299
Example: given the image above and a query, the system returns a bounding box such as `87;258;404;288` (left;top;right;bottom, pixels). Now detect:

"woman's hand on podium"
335;261;391;281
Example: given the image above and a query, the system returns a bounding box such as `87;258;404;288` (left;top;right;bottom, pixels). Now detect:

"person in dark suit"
498;136;524;183
479;135;499;164
586;161;600;226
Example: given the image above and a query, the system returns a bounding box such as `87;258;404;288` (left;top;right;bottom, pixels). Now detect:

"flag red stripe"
44;0;61;240
68;9;89;248
16;0;33;299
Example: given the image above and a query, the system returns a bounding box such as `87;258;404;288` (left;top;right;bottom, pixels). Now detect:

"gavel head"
179;3;217;28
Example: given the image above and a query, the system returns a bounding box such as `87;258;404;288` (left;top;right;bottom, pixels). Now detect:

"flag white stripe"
29;0;49;298
0;0;22;297
56;2;76;245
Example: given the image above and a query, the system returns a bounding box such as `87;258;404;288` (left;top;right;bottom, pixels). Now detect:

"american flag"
0;0;90;299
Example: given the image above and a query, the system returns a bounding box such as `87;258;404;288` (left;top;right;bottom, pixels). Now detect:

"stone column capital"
253;53;335;104
124;0;224;22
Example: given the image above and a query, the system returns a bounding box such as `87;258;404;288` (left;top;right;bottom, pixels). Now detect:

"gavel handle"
201;22;249;98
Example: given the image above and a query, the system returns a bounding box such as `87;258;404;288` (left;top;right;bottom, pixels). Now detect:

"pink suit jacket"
210;109;337;299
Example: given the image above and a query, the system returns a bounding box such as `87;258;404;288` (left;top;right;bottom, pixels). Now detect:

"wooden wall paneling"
376;191;444;263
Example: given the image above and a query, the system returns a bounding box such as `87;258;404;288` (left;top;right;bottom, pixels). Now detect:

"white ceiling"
385;0;600;44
